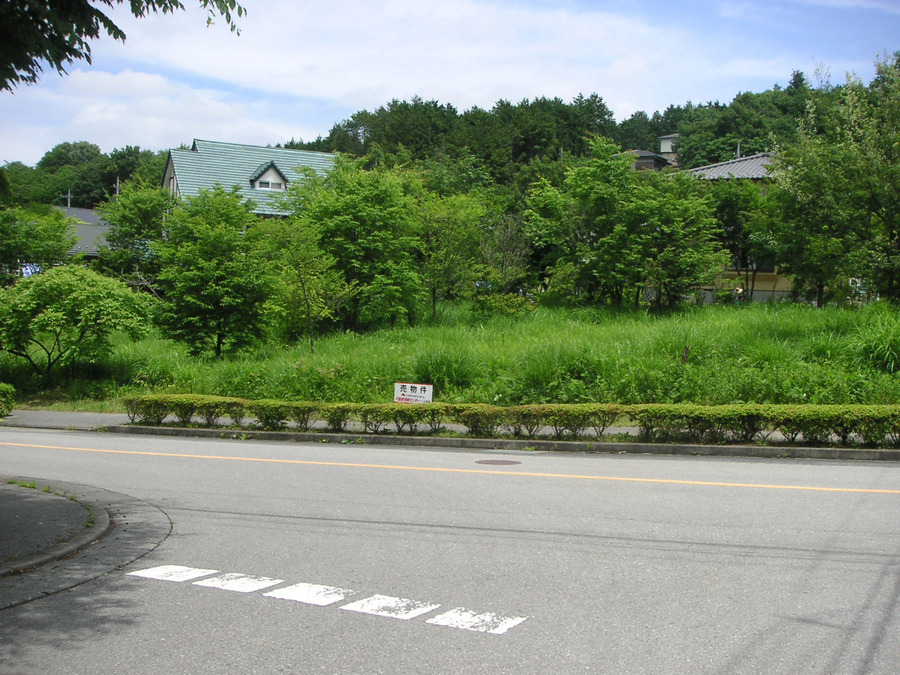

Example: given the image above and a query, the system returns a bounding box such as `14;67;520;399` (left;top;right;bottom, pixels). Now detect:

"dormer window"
250;161;287;191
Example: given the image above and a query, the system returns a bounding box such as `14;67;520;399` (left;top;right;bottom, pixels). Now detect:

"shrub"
195;396;242;427
246;399;293;430
286;401;319;431
123;394;169;425
0;382;16;417
358;403;392;433
451;403;504;437
163;394;201;426
387;403;421;434
507;404;546;438
420;402;451;434
321;403;356;432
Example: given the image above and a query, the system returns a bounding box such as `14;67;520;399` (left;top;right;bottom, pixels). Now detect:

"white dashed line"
193;573;284;593
339;594;442;620
264;582;354;606
127;565;528;635
128;565;219;582
427;608;529;634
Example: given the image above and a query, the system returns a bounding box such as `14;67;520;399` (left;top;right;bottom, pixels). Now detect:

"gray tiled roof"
166;139;336;216
59;207;109;257
691;152;772;180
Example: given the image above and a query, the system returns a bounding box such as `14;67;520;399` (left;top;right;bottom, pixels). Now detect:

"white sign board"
394;382;433;404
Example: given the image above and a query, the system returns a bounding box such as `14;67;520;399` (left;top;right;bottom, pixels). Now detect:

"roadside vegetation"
1;54;899;425
2;302;900;410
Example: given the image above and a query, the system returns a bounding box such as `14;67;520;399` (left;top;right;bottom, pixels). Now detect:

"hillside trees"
5;142;168;208
675;72;816;168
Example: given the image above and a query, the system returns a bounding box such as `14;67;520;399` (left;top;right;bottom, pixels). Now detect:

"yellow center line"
1;440;898;494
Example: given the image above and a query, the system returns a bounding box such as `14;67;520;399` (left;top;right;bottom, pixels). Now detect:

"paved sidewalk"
1;409;131;431
0;478;111;578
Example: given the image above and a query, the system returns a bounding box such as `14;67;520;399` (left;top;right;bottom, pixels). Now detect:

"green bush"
246;399;293;430
358;403;392;433
0;382;16;417
195;396;244;427
285;401;319;431
116;391;900;449
321;403;357;432
506;404;546;438
451;403;504;437
123;395;170;425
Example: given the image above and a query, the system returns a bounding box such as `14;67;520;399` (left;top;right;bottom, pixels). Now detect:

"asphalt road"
1;426;898;674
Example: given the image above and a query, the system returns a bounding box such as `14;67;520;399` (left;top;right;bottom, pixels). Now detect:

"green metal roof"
166;139;336;216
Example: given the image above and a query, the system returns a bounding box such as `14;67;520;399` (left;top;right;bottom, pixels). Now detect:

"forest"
0;54;898;406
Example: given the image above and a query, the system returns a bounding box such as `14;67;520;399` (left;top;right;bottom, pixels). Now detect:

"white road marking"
427;608;529;634
339;594;441;620
128;565;219;582
193;573;284;593
264;582;354;606
127;565;528;635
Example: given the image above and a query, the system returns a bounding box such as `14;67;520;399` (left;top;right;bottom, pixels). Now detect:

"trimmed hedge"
0;383;16;418
119;395;900;448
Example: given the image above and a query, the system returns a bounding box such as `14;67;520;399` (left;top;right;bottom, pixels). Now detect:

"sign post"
393;382;433;404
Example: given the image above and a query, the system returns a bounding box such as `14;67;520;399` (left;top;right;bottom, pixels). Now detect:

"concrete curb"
0;478;113;578
107;424;900;461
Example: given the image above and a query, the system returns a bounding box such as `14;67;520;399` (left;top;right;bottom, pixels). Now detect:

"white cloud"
2;0;896;165
1;69;328;165
92;0;698;113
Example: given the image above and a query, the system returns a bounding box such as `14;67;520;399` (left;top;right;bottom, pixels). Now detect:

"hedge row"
122;395;900;447
0;383;15;418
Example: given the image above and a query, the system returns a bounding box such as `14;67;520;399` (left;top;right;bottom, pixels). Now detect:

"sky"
2;0;899;167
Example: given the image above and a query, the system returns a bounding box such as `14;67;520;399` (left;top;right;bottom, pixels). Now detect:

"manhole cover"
475;460;522;465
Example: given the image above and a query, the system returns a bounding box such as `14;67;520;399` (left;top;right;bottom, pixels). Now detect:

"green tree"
772;54;900;304
614;110;658;152
527;137;726;307
154;188;269;356
257;214;346;352
418;192;485;321
1;0;244;90
1;161;57;205
631;171;728;309
33;141;114;207
526;137;639;304
96;181;174;291
0;265;150;384
675;74;815;169
0;206;76;286
286;156;425;331
709;178;778;299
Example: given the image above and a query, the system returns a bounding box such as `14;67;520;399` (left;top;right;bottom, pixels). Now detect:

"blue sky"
2;0;899;166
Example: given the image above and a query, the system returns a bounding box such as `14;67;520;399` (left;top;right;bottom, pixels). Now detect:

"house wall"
254;166;287;189
162;159;177;195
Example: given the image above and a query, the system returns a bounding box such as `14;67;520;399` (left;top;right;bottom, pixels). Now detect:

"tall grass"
7;302;900;407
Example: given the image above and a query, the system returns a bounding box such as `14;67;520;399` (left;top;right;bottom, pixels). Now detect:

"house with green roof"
161;139;336;216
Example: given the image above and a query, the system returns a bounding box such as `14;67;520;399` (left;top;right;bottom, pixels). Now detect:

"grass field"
5;302;900;408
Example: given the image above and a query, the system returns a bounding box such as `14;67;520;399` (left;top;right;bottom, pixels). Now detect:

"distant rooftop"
691;152;772;180
163;139;336;216
59;207;109;257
